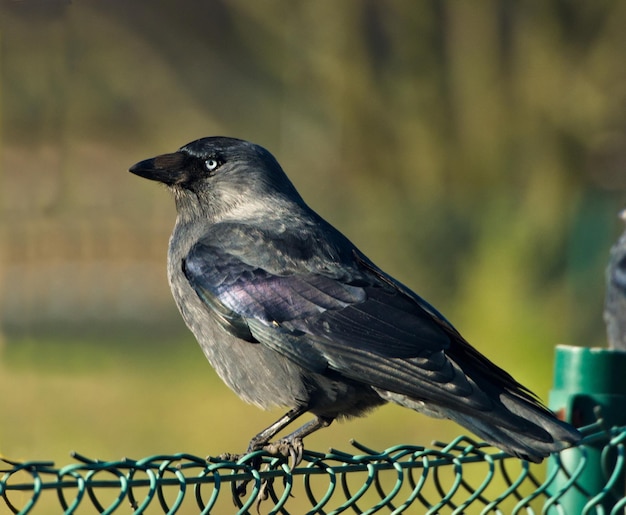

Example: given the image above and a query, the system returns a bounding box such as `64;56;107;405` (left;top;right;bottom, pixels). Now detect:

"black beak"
129;152;191;186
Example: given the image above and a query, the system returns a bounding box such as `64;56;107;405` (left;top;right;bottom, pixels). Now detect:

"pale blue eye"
205;159;219;171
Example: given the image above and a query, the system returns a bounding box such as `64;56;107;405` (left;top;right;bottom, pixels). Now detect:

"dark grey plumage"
605;210;626;351
129;136;580;463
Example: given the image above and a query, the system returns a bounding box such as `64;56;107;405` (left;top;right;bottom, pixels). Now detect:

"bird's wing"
182;223;531;413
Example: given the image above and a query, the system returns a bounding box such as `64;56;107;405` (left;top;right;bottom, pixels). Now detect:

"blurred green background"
1;0;625;473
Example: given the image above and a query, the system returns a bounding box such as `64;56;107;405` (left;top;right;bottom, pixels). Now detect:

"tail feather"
443;407;580;463
381;390;580;462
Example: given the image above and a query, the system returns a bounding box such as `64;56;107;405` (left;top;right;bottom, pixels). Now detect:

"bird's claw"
262;437;304;469
227;437;304;501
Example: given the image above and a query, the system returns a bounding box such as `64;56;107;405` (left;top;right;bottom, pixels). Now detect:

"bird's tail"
411;394;578;463
441;400;580;463
438;334;581;461
383;387;580;463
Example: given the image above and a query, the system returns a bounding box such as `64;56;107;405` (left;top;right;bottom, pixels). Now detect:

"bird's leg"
250;415;333;505
230;407;307;499
220;407;307;461
233;409;333;499
263;415;333;468
246;406;308;453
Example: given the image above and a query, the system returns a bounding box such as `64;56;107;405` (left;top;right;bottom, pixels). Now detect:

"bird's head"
129;137;305;222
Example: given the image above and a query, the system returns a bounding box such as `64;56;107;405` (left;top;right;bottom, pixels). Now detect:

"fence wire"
1;423;624;514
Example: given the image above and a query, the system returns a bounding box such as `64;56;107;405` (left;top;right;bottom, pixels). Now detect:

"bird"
129;136;580;465
605;209;626;352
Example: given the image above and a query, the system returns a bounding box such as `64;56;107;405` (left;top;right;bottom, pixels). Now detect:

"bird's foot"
261;437;304;469
228;437;304;500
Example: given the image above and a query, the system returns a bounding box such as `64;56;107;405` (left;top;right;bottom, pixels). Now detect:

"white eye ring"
205;159;219;171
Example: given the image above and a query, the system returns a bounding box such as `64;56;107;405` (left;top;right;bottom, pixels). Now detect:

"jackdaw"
129;136;580;464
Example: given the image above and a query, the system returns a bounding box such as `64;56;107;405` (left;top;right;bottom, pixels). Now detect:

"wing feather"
182;223;534;419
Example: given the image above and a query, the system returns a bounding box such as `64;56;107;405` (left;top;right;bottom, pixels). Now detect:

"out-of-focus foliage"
0;0;625;465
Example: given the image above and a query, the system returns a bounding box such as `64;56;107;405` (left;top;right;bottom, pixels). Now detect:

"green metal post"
548;345;626;512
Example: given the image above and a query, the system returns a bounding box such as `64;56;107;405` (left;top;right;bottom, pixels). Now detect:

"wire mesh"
1;423;624;514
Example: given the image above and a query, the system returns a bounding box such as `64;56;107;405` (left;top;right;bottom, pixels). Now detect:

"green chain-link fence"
1;421;625;514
